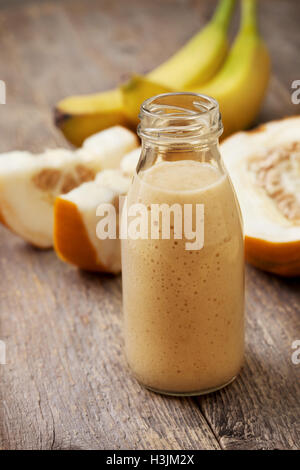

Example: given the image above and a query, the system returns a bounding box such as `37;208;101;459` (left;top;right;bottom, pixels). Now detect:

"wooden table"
0;0;299;450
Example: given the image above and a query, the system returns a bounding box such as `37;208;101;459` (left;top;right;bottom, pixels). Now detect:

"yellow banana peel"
148;0;236;88
122;0;271;138
55;0;235;145
55;88;127;147
121;75;173;126
55;0;270;145
193;0;271;137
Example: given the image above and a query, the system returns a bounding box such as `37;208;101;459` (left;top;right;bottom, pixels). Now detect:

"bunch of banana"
122;0;271;137
55;0;270;145
55;0;236;145
194;0;271;137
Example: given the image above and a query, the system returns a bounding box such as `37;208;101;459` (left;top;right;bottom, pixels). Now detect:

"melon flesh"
221;116;300;275
83;126;138;169
54;170;131;273
0;126;138;248
120;147;141;177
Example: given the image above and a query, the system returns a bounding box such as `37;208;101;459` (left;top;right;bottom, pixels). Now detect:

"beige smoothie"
121;159;244;395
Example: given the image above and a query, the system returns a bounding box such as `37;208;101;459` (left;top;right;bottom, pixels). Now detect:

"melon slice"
54;170;130;273
120;147;141;177
82;125;137;169
221;116;300;276
0;126;137;248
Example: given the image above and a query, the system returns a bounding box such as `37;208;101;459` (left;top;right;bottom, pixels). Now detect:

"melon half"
221;116;300;276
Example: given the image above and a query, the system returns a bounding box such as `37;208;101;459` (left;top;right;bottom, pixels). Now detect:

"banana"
148;0;236;88
55;88;128;147
192;0;271;137
123;0;271;136
55;0;235;145
121;75;172;126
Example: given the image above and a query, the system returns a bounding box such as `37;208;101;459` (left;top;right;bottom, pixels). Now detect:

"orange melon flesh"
221;116;300;276
54;170;131;273
246;236;300;276
54;198;104;272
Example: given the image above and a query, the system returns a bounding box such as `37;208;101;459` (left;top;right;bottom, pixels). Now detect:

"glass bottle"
121;92;244;396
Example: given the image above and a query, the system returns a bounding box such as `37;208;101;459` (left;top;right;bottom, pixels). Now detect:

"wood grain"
0;233;219;450
199;267;300;450
0;0;299;450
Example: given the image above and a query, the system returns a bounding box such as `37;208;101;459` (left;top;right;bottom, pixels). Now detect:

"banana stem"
212;0;236;29
240;0;258;33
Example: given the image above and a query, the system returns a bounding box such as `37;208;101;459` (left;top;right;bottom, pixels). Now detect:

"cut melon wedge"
82;125;137;169
120;147;141;177
221;116;300;276
54;170;130;273
0;126;137;248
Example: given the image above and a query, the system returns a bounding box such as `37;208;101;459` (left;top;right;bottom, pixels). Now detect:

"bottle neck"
137;92;223;173
138;137;223;174
138;92;223;146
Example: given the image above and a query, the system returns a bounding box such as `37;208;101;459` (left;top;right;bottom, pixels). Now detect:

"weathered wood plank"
0;231;219;450
198;266;300;450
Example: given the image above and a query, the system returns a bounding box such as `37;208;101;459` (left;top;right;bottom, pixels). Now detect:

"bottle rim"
138;92;223;144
